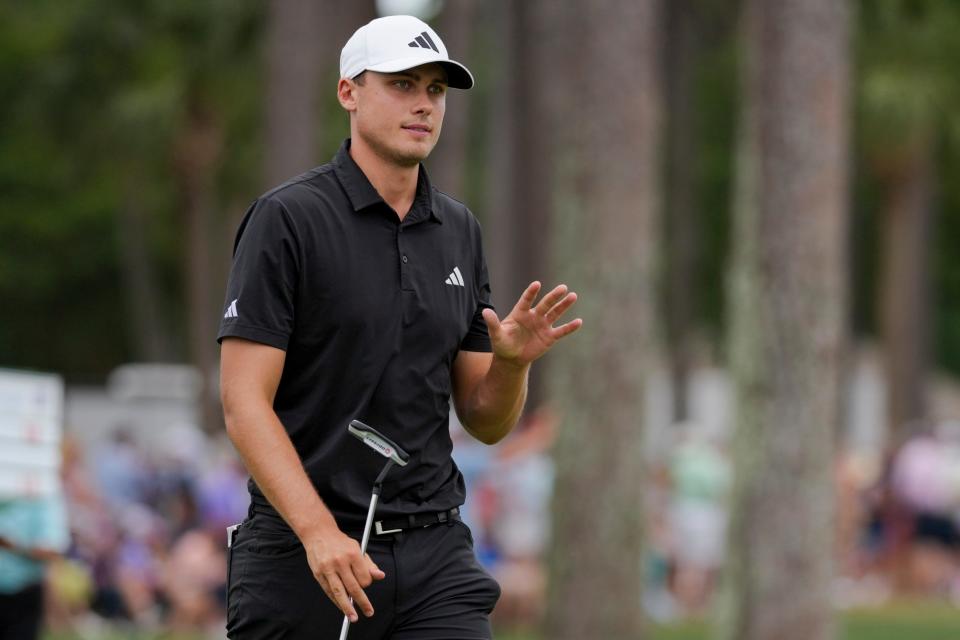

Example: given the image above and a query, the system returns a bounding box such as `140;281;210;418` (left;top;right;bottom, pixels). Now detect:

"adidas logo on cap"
408;31;440;53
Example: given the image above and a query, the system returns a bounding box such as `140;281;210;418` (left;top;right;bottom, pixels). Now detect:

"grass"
494;602;960;639
42;603;959;639
838;602;960;640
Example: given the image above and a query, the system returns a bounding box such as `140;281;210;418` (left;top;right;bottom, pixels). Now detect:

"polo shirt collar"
333;139;441;224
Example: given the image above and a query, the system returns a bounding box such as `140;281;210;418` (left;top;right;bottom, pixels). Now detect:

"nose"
412;87;433;116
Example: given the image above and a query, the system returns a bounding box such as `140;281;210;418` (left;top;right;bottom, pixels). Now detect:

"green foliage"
0;3;128;378
855;0;960;374
692;17;738;346
2;0;960;379
858;0;960;149
0;0;262;380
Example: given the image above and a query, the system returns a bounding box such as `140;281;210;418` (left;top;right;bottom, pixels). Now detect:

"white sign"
0;368;64;498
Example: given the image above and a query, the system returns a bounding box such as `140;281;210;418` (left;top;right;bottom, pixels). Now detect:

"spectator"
0;493;70;640
666;424;731;614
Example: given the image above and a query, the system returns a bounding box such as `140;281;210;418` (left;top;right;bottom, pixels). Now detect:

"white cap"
340;15;474;90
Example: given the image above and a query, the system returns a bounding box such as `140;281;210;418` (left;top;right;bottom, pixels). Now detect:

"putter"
339;420;409;640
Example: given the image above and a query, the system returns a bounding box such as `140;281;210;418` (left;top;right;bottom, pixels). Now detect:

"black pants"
0;583;43;640
226;512;501;639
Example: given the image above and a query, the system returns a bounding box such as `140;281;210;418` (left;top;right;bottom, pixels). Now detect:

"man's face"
340;63;448;167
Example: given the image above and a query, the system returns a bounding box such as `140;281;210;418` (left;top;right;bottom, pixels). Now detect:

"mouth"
402;124;432;137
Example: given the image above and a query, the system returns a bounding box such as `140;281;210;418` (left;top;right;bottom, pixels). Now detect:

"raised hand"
481;281;582;367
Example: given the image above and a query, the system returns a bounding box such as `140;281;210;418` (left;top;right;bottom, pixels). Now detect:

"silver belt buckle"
374;520;402;535
226;523;240;548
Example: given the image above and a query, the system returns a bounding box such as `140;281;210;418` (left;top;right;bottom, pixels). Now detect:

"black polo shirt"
217;139;493;531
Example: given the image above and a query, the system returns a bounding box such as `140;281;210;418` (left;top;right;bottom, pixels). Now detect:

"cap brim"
364;57;474;90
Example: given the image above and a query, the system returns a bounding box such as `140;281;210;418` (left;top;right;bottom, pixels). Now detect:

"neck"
349;137;420;220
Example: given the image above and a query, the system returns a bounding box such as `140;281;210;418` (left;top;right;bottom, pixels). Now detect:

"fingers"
349;553;381;589
482;307;501;339
341;564;375;619
515;281;542;312
320;571;359;622
544;291;577;323
365;553;386;581
536;284;581;339
319;556;380;622
534;284;569;317
552;317;583;339
311;541;385;622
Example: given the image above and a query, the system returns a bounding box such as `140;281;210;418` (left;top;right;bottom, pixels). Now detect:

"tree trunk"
878;136;934;443
117;177;174;361
427;0;478;197
663;0;703;422
545;1;662;638
484;0;554;409
263;0;325;186
173;98;223;432
484;0;521;314
718;2;850;640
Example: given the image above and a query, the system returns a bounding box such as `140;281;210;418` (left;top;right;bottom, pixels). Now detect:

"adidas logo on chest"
445;267;465;287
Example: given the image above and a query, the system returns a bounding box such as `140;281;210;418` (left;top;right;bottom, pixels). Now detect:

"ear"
337;78;359;113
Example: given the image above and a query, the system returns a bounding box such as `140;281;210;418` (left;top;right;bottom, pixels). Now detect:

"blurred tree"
718;1;851;640
482;0;521;315
0;1;262;389
0;3;146;376
263;0;376;188
263;0;325;187
426;0;478;198
481;0;554;410
661;0;739;419
856;0;960;440
5;0;960;444
877;132;934;441
544;1;662;637
161;2;261;430
662;0;703;422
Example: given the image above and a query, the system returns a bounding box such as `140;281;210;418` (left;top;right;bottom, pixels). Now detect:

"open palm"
482;281;582;366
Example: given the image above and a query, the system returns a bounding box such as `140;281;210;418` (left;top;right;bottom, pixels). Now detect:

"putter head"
348;420;410;466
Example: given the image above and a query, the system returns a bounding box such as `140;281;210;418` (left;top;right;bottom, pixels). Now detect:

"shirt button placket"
398;228;412;290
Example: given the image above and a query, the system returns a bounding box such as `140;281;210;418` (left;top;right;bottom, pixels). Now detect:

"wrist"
492;353;531;374
292;511;341;544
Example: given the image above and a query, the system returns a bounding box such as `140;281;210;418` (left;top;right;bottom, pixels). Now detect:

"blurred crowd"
8;426;249;638
642;419;960;621
4;412;960;636
459;412;960;628
835;420;960;606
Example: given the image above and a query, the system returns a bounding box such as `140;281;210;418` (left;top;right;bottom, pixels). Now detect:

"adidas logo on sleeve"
224;299;238;319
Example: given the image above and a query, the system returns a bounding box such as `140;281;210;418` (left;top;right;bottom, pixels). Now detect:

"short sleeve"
217;197;300;350
459;224;494;353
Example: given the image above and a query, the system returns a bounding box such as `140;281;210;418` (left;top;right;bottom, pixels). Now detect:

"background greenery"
2;0;960;382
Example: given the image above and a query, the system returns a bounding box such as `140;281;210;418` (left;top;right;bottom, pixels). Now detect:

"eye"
429;84;446;95
393;79;412;90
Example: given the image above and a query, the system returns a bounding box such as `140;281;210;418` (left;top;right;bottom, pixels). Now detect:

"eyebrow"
390;70;448;85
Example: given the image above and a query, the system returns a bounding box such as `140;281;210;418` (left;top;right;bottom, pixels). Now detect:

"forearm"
459;355;530;445
0;537;60;563
224;400;339;541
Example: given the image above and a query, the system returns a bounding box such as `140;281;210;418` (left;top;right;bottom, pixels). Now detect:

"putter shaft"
339;461;391;640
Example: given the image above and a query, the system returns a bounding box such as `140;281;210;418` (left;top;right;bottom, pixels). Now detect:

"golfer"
218;14;580;639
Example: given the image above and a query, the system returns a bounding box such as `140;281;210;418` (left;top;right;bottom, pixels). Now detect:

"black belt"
374;507;461;535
